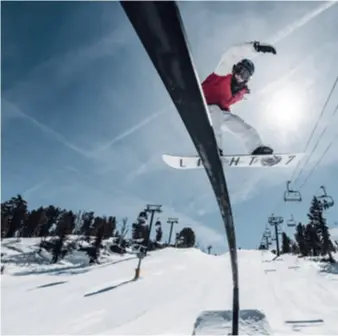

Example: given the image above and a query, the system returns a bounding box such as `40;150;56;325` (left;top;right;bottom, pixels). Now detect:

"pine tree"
304;224;321;256
33;207;48;237
132;211;149;243
281;232;291;254
51;213;70;263
107;216;117;238
118;217;129;247
132;222;144;240
43;206;62;237
23;208;47;237
155;220;163;242
290;241;299;254
1;201;13;238
4;194;28;237
82;211;95;240
177;227;196;248
294;223;308;256
307;196;335;261
92;220;105;263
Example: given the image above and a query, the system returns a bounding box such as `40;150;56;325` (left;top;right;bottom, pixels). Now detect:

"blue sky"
2;1;338;253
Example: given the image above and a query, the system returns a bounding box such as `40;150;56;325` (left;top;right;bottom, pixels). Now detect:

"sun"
264;84;305;131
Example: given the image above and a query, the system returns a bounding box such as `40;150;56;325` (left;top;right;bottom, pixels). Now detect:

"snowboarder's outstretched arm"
214;41;277;76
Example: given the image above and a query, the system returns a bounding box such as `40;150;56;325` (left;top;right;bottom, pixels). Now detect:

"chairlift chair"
287;214;296;227
318;185;334;210
264;228;272;238
284;181;302;202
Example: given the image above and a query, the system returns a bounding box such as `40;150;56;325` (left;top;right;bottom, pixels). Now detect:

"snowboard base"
163;153;305;170
192;309;272;335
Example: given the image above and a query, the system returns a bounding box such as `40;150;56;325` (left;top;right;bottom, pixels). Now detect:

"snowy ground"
1;237;137;276
1;239;338;335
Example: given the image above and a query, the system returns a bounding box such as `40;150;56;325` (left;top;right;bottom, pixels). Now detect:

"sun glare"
264;85;305;131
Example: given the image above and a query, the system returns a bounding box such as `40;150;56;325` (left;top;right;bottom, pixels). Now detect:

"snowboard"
162;153;305;170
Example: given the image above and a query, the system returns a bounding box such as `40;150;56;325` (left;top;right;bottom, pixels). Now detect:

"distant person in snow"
201;41;277;156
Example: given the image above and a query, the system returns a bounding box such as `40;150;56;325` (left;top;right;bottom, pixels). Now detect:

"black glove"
253;41;277;55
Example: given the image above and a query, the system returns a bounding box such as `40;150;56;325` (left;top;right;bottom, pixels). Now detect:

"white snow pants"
208;105;262;154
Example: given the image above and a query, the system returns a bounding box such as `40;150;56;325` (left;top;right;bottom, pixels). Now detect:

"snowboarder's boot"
251;145;273;155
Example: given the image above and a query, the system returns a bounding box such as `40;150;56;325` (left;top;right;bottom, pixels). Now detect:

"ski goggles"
234;66;252;82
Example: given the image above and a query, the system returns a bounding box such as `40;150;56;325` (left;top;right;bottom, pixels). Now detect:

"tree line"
1;194;197;264
260;196;336;263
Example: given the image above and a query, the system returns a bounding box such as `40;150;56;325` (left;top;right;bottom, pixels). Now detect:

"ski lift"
284;181;302;202
318;185;334;210
264;228;271;238
287;214;296;227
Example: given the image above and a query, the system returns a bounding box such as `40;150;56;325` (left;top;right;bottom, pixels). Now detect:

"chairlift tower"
144;204;163;254
268;214;284;257
134;204;162;280
167;217;179;245
258;227;272;250
263;228;272;249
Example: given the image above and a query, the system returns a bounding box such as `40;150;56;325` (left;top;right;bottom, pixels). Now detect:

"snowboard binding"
251;146;273;155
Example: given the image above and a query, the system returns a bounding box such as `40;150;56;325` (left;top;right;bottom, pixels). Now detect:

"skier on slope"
201;41;277;156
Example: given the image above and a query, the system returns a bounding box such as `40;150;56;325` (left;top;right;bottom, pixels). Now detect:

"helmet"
233;59;255;83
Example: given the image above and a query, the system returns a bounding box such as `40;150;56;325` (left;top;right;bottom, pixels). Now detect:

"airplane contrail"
269;1;337;44
91;108;167;155
100;1;337;151
3;99;92;159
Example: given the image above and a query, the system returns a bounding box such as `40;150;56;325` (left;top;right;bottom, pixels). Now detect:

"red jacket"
201;42;256;112
202;73;249;112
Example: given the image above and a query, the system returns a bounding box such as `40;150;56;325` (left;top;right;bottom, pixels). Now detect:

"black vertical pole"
168;222;174;245
146;210;155;253
167;218;178;245
144;204;162;255
274;222;280;257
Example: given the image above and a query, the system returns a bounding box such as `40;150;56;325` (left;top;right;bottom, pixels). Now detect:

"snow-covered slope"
1;237;135;276
2;241;338;335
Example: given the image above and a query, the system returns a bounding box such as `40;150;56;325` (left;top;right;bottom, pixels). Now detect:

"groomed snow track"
120;1;239;334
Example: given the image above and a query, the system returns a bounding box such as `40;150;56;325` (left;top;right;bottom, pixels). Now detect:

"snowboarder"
201;41;277;156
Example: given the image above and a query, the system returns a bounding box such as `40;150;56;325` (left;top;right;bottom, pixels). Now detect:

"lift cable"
295;103;338;187
299;129;338;190
290;75;338;184
269;77;337;217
